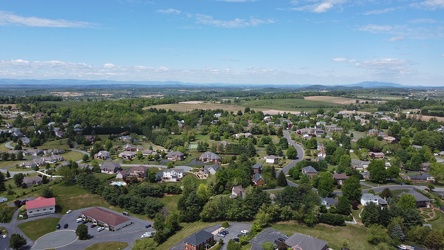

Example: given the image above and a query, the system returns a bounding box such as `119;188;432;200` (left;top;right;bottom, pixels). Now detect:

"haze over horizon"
1;0;443;86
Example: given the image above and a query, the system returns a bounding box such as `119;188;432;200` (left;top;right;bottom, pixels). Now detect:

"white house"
156;169;184;182
360;193;387;206
264;155;278;164
26;197;56;217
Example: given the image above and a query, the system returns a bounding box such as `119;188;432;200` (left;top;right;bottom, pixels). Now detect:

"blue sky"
0;0;443;86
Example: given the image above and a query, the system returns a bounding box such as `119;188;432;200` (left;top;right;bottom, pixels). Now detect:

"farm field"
148;102;245;113
242;98;344;110
304;96;372;105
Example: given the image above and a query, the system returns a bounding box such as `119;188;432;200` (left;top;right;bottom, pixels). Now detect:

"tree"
397;194;416;210
368;160;387;183
389;223;405;242
40;186;54;198
9;234;27;250
379;188;393;199
430;162;444;183
277;171;288;187
336;196;351;215
132;238;158;250
82;154;89;162
0;172;5;191
16;151;24;161
266;142;276;155
227;239;242;250
425;229;444;250
6;171;10;178
361;202;380;226
342;176;362;203
286;146;298;159
75;224;89;240
366;225;389;245
317;172;334;198
13;173;24;188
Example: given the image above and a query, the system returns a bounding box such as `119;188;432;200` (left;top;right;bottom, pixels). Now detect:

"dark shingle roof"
183;230;213;246
285;233;328;250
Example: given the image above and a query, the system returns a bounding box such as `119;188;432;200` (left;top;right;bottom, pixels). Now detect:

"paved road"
278;130;305;187
4;141;14;150
0;207;35;250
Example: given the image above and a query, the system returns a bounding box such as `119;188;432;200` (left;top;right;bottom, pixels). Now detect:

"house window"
50;208;53;210
29;211;32;213
37;210;40;212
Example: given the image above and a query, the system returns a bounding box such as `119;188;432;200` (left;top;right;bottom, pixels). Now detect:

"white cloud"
157;8;181;15
359;25;394;33
193;14;275;28
0;10;93;28
413;0;444;10
363;7;399;15
409;18;436;24
290;0;346;13
332;57;347;62
389;36;405;42
313;2;334;13
103;63;115;68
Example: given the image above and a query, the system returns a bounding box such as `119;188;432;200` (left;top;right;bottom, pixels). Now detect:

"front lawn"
85;241;128;250
272;221;372;249
18;217;60;240
52;183;110;213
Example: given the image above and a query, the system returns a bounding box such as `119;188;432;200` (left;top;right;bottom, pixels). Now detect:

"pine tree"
277;171;288;187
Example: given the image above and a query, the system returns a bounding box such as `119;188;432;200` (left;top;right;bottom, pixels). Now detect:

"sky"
0;0;443;86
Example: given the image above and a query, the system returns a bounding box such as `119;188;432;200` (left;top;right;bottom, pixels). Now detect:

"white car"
66;210;72;214
240;230;249;234
141;231;155;238
1;235;7;238
97;227;105;232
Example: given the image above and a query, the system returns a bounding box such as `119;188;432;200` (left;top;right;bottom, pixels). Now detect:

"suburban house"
352;160;370;171
22;176;43;187
252;173;265;187
409;173;435;183
26;197;56;217
383;136;397;144
302;166;318;178
167;151;185;161
100;161;122;174
264;155;279;164
116;170;129;180
203;164;220;176
230;185;245;199
398;190;431;208
199;152;221;164
95;151;111;160
118;151;137;160
369;152;385;159
142;149;156;157
183;230;214;250
252;163;263;174
156;169;184;182
19;137;30;146
321;198;338;209
333;173;349;185
81;207;132;231
284;233;328;250
235;132;252;139
361;193;387;206
129;165;148;179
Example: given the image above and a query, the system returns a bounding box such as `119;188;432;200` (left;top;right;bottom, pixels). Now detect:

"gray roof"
252;163;263;169
302;166;317;173
398;190;430;202
321;197;337;207
285;233;328;250
183;230;213;246
253;173;263;183
200;151;221;160
250;227;288;250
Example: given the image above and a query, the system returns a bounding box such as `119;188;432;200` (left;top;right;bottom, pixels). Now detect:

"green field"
85;241;128;250
272;222;372;249
52;183;110;213
18;217;60;240
241;98;344;110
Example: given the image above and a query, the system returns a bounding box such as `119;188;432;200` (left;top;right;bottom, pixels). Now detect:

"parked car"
56;224;61;230
76;218;84;223
141;231;155;238
64;224;69;229
90;224;96;228
240;230;249;234
66;210;72;214
145;224;152;228
2;234;7;238
97;227;105;232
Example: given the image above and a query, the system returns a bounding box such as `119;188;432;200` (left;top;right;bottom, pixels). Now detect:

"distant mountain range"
0;79;439;90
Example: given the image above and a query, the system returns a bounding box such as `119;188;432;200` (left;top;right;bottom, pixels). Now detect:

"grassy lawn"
85;241;128;250
159;221;219;249
158;195;180;214
52;183;110;213
61;151;84;161
272;221;372;250
18;217;60;240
